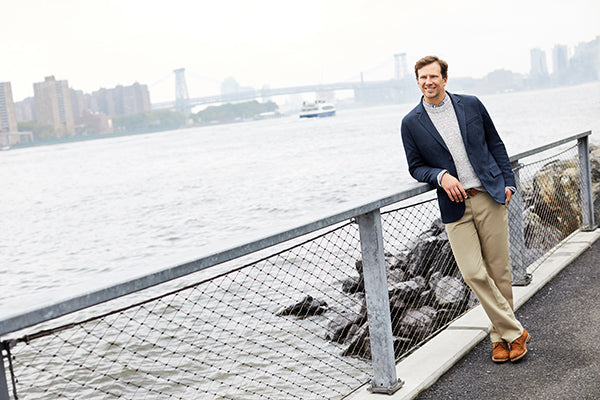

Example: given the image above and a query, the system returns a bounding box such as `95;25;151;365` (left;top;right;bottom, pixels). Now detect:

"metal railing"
0;131;594;399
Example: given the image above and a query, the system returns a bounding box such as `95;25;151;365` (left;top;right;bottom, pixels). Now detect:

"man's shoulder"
402;102;423;124
449;92;481;106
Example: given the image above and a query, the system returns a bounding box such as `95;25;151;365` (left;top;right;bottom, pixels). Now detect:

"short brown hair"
414;56;448;79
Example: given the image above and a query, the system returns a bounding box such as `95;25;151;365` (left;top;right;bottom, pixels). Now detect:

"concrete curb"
349;228;600;400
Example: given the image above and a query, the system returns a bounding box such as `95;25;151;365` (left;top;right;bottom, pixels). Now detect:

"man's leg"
445;196;523;344
473;192;515;307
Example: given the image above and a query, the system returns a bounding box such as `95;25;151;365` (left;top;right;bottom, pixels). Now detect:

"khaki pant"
445;191;523;343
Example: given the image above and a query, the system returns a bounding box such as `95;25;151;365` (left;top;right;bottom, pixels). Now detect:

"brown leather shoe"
509;329;531;362
492;342;510;363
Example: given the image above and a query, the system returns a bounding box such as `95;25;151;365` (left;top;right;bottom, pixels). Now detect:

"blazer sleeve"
400;118;445;188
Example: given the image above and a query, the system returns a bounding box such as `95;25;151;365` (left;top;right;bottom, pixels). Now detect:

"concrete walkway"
350;228;600;400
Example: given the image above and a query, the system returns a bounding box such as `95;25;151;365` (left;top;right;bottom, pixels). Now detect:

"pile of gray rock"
521;143;600;260
277;219;474;359
334;220;473;359
277;144;600;359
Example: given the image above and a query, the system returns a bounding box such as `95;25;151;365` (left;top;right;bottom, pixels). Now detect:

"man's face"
417;62;447;105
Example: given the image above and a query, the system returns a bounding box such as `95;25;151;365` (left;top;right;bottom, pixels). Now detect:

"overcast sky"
2;0;599;103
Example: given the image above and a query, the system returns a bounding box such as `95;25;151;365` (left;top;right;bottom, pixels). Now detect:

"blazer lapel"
450;93;468;143
416;102;449;151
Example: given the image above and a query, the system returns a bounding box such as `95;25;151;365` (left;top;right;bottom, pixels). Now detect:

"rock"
341;259;365;294
387;268;407;286
342;325;370;358
403;222;459;280
527;159;583;236
388;293;407;316
342;254;407;294
328;316;365;344
354;259;364;275
386;253;409;270
432;276;467;307
416;218;445;239
277;295;328;318
388;277;426;300
341;276;363;294
326;293;365;343
404;236;445;278
388;277;427;318
392;306;438;339
523;208;565;251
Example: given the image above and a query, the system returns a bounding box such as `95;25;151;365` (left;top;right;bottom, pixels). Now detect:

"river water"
1;82;599;312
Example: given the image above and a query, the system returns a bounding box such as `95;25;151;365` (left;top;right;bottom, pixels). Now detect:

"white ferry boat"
299;100;336;118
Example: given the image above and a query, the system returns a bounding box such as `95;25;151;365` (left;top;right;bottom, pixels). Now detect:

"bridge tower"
174;68;191;113
394;53;408;80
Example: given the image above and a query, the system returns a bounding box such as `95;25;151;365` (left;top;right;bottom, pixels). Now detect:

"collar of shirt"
422;93;449;109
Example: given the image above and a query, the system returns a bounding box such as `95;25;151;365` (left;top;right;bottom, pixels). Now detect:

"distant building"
530;48;548;77
568;36;600;82
70;88;88;120
14;97;35;122
91;82;151;116
33;76;75;137
75;110;113;135
92;88;117;116
118;83;151;115
394;53;408;80
221;77;241;95
221;77;255;101
0;82;18;133
552;44;569;84
483;69;525;93
0;82;33;146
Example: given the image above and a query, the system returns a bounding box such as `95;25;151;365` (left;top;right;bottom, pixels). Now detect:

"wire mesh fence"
513;144;585;272
0;134;594;399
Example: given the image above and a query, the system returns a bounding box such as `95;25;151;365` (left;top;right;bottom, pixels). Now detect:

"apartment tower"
33;76;75;137
530;48;549;77
0;82;18;133
91;82;151;116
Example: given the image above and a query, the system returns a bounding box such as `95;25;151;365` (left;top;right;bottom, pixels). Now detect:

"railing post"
577;135;596;230
356;209;403;394
508;161;531;286
0;344;10;400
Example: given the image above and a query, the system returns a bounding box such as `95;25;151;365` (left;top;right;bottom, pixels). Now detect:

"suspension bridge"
152;53;417;112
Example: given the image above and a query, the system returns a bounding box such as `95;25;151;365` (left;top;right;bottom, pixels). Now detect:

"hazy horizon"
2;0;599;103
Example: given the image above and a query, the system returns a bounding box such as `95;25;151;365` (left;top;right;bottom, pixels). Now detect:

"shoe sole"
510;332;531;362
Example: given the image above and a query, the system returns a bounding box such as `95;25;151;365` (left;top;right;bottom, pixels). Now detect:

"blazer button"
449;156;453;162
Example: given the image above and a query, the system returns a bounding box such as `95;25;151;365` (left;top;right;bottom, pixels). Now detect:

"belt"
466;188;480;197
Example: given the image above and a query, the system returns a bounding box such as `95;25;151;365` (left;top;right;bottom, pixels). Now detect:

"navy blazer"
400;92;515;223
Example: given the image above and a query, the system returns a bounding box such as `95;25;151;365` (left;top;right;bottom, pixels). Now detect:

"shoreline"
4;81;599;152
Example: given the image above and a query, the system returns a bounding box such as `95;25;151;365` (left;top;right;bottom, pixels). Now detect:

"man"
400;56;530;363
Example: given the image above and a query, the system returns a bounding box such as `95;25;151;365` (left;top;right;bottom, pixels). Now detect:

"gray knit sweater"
424;98;483;190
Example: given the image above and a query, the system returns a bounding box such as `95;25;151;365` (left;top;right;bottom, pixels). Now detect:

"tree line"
18;100;280;140
192;100;279;124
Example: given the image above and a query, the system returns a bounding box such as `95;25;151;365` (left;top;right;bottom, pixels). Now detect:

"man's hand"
440;172;467;202
505;187;513;206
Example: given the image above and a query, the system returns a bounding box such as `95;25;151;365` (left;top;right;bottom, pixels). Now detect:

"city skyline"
1;34;597;145
7;37;598;110
2;1;599;103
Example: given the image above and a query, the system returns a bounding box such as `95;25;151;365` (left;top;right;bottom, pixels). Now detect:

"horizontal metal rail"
0;131;592;338
0;185;433;336
509;131;591;162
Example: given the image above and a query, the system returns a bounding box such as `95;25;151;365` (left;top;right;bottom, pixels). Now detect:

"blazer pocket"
489;164;502;177
466;115;483;126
